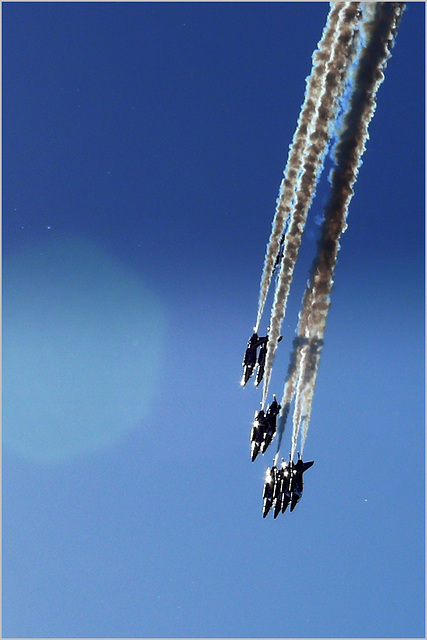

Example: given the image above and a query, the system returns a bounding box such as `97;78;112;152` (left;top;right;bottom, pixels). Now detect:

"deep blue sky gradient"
2;2;425;638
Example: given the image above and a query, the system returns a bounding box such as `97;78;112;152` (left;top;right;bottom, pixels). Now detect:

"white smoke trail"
254;2;350;335
293;2;406;456
291;339;323;460
274;284;314;455
262;3;362;407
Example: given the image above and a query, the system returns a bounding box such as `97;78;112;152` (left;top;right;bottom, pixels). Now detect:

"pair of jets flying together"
250;395;280;462
241;330;314;516
240;332;268;388
240;330;282;388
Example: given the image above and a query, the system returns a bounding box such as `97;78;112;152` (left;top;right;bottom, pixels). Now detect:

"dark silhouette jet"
260;395;281;454
250;406;269;462
289;452;314;512
278;458;293;515
241;332;268;387
273;464;286;518
255;335;283;387
255;342;267;387
250;408;265;462
262;465;278;518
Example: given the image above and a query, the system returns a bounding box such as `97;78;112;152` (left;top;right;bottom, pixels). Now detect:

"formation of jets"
242;331;283;460
242;328;314;517
262;453;314;518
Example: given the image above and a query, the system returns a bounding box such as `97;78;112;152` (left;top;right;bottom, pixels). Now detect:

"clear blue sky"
3;2;424;638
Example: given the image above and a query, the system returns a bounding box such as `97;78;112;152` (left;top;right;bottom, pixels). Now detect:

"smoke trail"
254;2;349;335
262;3;362;407
293;2;406;456
274;399;290;455
291;338;323;460
274;285;313;454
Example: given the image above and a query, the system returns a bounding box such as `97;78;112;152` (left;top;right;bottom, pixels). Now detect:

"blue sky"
2;2;424;638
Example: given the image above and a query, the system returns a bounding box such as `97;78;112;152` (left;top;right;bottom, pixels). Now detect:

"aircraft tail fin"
302;460;314;472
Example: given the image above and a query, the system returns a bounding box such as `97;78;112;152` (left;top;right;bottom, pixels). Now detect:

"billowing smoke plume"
289;2;406;458
254;2;352;335
262;3;363;407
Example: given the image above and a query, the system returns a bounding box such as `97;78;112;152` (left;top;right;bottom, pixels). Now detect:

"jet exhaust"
291;1;405;459
240;2;405;516
261;2;363;408
254;2;347;336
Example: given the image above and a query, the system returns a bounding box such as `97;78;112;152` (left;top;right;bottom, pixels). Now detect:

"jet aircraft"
262;465;277;518
259;395;281;454
250;409;265;462
255;335;283;387
290;452;314;512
